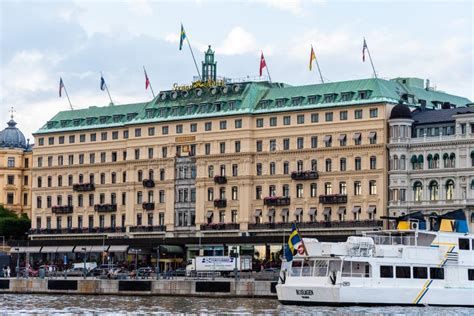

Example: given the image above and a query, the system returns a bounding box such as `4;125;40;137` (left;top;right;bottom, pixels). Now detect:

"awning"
74;246;93;253
90;245;108;253
293;208;303;216
308;207;317;216
352;133;361;140
128;248;152;255
280;208;289;216
206;211;214;219
324;135;332;142
159;245;183;255
267;209;275;217
108;245;129;252
368;131;376;140
338;134;346;141
56;246;74;253
323;207;331;215
11;246;41;253
368;206;377;214
10;247;26;253
254;209;262;217
40;246;58;253
352;206;361;213
337;207;346;215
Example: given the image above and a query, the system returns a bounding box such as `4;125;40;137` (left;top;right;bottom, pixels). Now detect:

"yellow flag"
309;45;316;71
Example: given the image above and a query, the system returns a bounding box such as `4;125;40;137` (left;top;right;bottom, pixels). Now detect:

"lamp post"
82;247;87;279
156;246;160;280
15;246;19;279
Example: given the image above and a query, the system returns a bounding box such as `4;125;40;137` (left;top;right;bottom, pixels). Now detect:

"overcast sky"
1;0;472;141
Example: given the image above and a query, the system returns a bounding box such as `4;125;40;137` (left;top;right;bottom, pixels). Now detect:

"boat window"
314;260;329;277
396;266;411;279
380;265;393;278
342;261;371;278
301;260;314;277
413;267;428;279
291;260;303;277
468;269;474;281
459;238;470;250
430;267;444;280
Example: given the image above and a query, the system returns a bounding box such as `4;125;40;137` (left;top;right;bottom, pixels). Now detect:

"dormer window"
291;97;303;106
127;113;137;120
186;105;193;115
60;120;69;127
99;116;108;124
402;94;415;104
258;100;270;109
324;94;336;103
47;121;54;128
276;99;286;107
73;119;81;126
308;95;320;104
228;100;236;110
358;90;371;100
216;103;221;112
145;109;154;118
113;114;123;122
340;92;353;102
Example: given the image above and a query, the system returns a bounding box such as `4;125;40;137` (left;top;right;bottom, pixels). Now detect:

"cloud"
165;33;179;44
127;0;153;16
217;27;258;55
254;0;304;16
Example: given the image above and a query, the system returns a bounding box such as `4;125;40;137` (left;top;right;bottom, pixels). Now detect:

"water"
0;294;471;315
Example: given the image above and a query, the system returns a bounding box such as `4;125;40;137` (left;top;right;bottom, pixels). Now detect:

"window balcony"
94;204;117;212
142;179;155;188
200;223;240;231
51;205;73;214
214;199;227;208
291;171;318;180
142;202;155;211
214;175;227;185
129;225;166;232
248;222;293;230
72;183;95;192
263;196;291;206
319;194;347;204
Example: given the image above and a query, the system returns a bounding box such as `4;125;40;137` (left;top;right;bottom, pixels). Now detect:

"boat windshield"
290;258;341;277
363;231;436;247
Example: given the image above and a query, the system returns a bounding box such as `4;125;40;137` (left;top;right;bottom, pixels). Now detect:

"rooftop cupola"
202;45;217;82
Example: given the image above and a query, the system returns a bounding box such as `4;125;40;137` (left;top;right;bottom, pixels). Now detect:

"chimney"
425;79;430;91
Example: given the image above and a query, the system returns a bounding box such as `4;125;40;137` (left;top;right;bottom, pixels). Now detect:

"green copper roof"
35;77;471;135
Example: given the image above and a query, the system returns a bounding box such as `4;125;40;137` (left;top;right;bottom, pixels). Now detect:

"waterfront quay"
0;277;277;298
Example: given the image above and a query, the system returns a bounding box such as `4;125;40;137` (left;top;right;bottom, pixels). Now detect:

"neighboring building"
0;112;32;217
388;101;474;231
28;49;471;254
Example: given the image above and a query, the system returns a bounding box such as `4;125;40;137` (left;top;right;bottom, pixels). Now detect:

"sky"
0;0;473;141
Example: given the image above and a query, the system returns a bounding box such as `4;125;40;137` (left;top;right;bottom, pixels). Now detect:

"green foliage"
0;204;31;239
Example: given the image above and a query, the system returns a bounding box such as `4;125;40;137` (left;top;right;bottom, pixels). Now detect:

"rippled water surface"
0;294;472;315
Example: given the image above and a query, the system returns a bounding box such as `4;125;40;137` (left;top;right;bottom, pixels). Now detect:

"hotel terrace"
29;48;471;244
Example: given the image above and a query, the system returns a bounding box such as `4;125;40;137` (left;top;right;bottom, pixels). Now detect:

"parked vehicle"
66;267;89;277
186;256;252;277
73;262;97;271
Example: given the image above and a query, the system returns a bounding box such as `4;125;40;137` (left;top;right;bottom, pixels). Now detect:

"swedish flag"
285;223;302;261
179;24;186;51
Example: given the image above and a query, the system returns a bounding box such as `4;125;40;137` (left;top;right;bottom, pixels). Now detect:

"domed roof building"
389;101;412;120
0;118;28;149
0;109;32;218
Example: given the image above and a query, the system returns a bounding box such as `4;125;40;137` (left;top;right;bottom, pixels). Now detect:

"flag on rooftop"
59;77;65;97
179;23;187;51
309;45;316;71
362;38;368;62
144;69;150;90
100;75;106;91
259;51;267;77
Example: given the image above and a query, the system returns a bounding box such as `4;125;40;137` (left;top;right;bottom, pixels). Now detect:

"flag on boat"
59;77;65;97
362;38;368;62
259;51;267;77
100;75;106;91
285;223;305;261
309;45;316;71
179;23;186;51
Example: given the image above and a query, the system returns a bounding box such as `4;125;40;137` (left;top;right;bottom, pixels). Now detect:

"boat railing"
341;272;369;278
367;234;417;246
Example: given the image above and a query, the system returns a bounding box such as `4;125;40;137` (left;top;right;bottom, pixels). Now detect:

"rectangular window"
430;267;444;280
205;122;212;131
48;137;54;145
256;118;264;128
354;109;363;119
325;112;333;122
220;142;225;154
380;266;393;278
269;139;276;152
283;138;290;150
219;121;227;130
297;137;304;149
101;132;107;141
311;136;318;148
459;238;470;250
370;108;378;118
162;126;169;135
235;141;241;153
311;113;319;123
69;135;75;144
396;266;411;278
205;143;211;155
190;123;197;132
270;117;277;126
59;136;65;144
468;269;474;281
123;130;129;139
283;116;291;125
176;124;183;134
297;114;305;124
413;267;428;279
135;149;140;160
148;127;155;136
256;140;262;152
340;111;348;121
235;119;242;129
135;128;141;137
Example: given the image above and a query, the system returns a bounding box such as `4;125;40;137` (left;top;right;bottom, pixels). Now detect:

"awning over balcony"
368;205;377;214
368;131;376;140
267;209;275;217
352;132;361;140
108;245;129;252
337;207;346;214
254;209;262;217
293;208;303;216
40;246;58;253
280;208;289;216
206;211;214;218
338;134;346;141
323;207;331;215
308;207;317;216
56;246;74;253
352;206;361;213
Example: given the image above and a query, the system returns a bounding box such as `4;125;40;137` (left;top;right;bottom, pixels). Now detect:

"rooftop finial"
9;106;15;120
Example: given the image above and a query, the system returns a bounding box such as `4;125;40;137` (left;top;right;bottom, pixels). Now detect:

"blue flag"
284;244;293;262
100;76;106;91
179;23;186;51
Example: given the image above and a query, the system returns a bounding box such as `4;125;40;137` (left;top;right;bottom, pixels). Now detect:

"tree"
0;205;31;240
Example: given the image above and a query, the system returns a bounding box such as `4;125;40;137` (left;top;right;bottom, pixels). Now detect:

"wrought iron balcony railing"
263;196;291;206
319;194;348;204
94;204;117;212
291;171;318;180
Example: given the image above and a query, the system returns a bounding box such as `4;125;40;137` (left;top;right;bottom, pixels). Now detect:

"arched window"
78;174;84;183
311;159;317;171
443;153;449;168
297;160;304;172
427;154;433;169
429;180;438;201
400;155;406;170
449;153;455;168
446;180;455;200
148;169;154;180
393;155;399;170
413;181;423;201
417;154;424;170
433;153;439;169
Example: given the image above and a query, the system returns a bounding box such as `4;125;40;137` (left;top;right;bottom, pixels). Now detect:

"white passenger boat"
276;210;474;306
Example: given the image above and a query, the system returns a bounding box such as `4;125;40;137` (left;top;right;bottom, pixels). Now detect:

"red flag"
259;52;267;77
144;69;150;90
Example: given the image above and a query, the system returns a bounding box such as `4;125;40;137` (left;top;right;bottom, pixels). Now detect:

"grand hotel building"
29;49;471;248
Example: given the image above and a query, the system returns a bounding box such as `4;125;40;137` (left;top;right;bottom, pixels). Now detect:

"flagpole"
185;35;201;80
263;51;272;83
143;66;156;98
295;222;308;256
101;72;114;105
62;79;73;110
364;37;378;79
312;45;324;84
